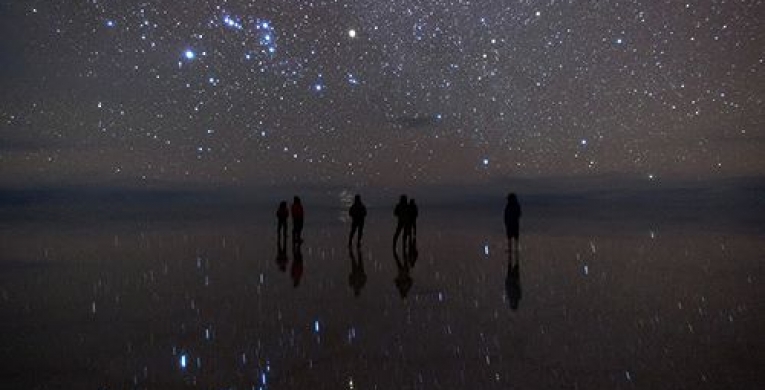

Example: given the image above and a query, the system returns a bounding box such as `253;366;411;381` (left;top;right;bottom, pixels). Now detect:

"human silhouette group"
274;192;521;306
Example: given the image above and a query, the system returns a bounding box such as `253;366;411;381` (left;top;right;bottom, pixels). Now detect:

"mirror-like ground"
1;204;763;389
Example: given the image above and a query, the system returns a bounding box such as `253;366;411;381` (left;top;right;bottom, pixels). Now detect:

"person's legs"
393;222;403;247
403;224;412;246
357;221;364;246
293;219;303;242
349;223;358;246
278;220;287;242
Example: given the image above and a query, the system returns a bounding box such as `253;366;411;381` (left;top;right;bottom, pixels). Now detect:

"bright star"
348;29;357;38
184;50;195;60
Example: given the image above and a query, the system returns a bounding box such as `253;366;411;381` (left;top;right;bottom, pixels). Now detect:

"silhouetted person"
504;193;522;252
408;199;418;243
393;195;409;248
276;201;289;243
348;246;367;297
291;196;304;243
393;247;413;299
348;194;367;247
291;241;304;287
506;251;522;310
276;235;288;272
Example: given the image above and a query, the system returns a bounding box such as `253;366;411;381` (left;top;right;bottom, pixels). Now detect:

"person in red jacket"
291;196;304;243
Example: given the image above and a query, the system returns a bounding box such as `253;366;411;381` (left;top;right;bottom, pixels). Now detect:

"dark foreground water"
1;200;763;389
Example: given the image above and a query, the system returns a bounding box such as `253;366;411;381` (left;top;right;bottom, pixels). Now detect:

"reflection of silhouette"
407;237;419;268
276;236;288;272
393;195;409;248
505;247;522;310
291;242;304;287
393;247;413;299
504;193;522;253
348;194;367;247
348;246;367;297
291;196;304;244
276;201;289;243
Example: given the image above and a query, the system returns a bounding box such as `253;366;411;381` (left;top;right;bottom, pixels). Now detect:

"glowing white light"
484;244;489;255
314;320;320;333
482;158;489;166
184;50;195;60
106;20;116;28
348;29;357;38
180;354;188;368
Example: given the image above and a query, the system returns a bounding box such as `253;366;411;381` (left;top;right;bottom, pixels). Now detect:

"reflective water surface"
1;207;763;389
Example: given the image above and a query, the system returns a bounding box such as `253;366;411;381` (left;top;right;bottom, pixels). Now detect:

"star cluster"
0;0;763;186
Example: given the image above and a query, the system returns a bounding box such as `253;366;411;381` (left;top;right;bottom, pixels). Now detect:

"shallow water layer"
0;207;763;389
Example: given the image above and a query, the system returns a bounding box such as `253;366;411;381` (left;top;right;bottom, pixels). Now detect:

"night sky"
1;0;763;188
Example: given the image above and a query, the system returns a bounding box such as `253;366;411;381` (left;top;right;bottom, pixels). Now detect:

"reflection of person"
276;201;289;243
407;236;418;268
348;194;367;247
393;195;409;247
504;193;521;250
393;248;413;299
291;196;304;243
276;237;288;272
506;254;521;311
348;246;367;297
408;199;418;242
291;242;304;287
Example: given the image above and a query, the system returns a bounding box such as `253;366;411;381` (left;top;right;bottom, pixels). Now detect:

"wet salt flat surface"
1;207;763;389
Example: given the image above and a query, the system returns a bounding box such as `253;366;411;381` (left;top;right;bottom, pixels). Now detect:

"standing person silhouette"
407;198;418;244
276;201;289;244
291;196;304;244
504;193;522;253
348;194;367;247
393;195;409;248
